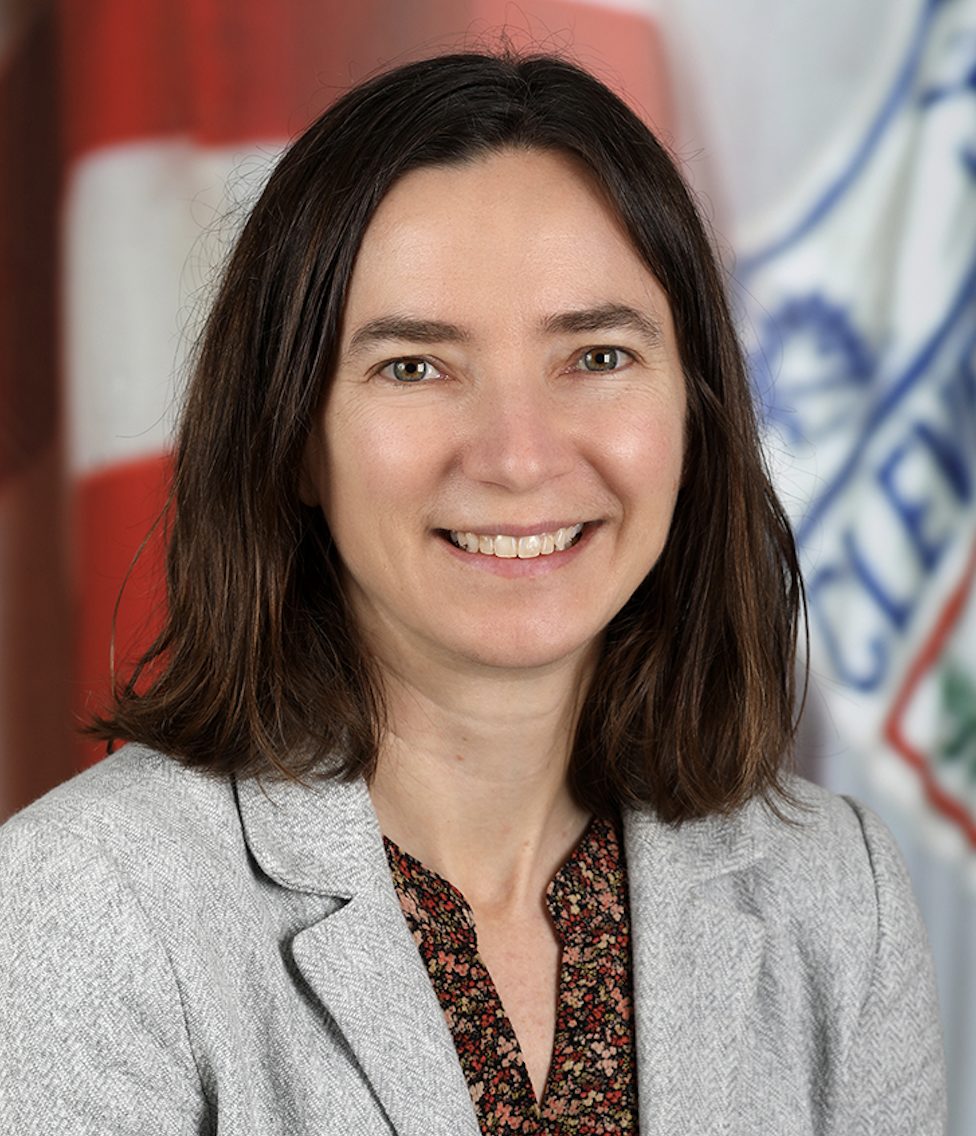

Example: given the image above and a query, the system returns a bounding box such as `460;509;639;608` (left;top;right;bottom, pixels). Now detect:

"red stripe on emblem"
884;538;976;847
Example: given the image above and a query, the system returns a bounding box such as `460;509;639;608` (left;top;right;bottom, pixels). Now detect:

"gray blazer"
0;744;945;1134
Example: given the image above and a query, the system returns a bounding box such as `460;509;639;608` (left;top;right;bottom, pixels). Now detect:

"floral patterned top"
383;816;638;1133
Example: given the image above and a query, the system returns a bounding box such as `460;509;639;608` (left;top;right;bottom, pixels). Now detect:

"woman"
0;52;945;1134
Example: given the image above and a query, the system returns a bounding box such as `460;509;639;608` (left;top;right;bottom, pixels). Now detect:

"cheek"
606;405;685;503
321;403;449;525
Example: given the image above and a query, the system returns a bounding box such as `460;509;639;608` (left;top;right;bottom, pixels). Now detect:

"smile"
447;523;585;559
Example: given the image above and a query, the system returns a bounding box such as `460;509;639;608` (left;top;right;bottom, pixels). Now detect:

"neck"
368;652;594;916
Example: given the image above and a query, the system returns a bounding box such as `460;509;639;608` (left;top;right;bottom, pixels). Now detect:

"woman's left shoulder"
756;776;909;884
625;780;946;1128
696;779;945;1131
626;776;917;925
754;779;946;1129
749;776;919;928
628;777;933;993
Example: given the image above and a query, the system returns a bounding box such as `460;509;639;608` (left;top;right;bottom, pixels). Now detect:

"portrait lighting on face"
300;148;686;681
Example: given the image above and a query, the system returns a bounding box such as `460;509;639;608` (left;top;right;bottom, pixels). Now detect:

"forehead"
340;147;672;337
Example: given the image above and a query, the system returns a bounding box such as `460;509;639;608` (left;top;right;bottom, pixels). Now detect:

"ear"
298;430;322;507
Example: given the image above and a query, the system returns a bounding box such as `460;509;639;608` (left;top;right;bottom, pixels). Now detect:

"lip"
436;521;598;577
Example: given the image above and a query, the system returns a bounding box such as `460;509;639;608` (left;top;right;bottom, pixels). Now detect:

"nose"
459;372;577;492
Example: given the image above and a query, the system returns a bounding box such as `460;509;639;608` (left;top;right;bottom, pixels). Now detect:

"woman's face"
303;148;686;679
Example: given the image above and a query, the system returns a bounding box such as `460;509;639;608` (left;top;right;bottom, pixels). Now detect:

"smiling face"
302;148;686;680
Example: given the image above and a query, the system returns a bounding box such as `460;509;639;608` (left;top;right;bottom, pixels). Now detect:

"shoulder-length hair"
92;51;804;823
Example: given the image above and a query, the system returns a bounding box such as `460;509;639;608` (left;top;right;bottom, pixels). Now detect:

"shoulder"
731;777;924;970
1;742;238;850
628;774;910;900
750;776;919;936
711;779;940;1087
0;744;246;928
0;747;215;1127
752;781;945;1128
756;775;907;889
626;778;944;1128
626;775;926;992
0;745;254;1053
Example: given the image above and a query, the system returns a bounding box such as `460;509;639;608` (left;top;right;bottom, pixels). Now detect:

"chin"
440;624;601;675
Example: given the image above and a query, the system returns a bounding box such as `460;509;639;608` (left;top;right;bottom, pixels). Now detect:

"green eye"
391;359;430;382
580;348;624;372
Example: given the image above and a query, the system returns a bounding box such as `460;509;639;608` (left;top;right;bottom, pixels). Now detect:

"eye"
574;347;634;373
378;357;444;383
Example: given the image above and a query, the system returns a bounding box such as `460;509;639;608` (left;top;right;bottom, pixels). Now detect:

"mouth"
442;522;587;559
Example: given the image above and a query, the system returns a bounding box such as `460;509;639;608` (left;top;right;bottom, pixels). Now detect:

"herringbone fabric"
0;745;947;1134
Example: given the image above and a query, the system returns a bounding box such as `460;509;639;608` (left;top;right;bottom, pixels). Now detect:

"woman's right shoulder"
0;743;242;892
0;746;220;1131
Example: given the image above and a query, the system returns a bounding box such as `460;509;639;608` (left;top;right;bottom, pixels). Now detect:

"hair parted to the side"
89;50;805;823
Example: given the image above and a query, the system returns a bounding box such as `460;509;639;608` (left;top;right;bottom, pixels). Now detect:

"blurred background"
1;0;973;1127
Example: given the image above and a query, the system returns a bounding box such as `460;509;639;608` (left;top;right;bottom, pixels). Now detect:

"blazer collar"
623;799;770;1136
236;771;481;1136
623;792;768;886
235;767;386;897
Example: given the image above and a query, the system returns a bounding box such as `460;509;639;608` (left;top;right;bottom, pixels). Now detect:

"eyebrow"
343;303;664;359
345;316;470;358
541;303;663;345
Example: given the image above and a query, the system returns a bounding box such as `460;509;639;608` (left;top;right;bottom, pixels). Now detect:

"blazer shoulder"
622;777;926;998
740;777;931;993
0;744;243;896
760;781;946;1129
759;775;911;902
0;747;211;1131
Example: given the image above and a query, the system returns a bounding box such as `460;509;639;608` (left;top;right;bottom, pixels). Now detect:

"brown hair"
91;51;804;822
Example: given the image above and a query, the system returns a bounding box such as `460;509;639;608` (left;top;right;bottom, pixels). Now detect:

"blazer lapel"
624;803;767;1136
236;773;480;1136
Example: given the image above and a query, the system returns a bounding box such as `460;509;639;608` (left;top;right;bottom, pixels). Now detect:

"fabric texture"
0;744;947;1135
384;815;637;1132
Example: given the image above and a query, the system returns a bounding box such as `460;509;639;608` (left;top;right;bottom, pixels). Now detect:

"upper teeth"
449;523;584;558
